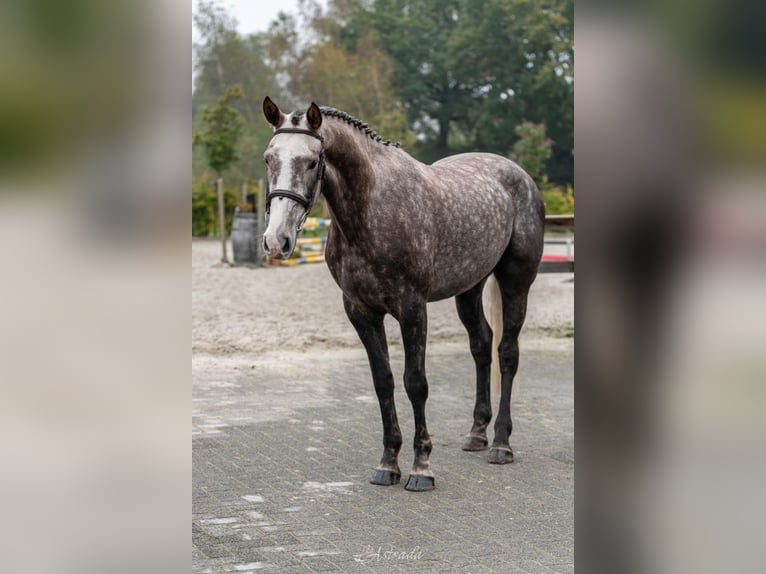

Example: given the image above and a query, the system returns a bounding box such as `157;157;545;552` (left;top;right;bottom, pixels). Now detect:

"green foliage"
511;121;553;184
192;176;216;237
358;0;573;182
191;0;574;236
192;174;247;236
541;182;574;215
194;85;245;176
193;0;285;183
265;1;414;147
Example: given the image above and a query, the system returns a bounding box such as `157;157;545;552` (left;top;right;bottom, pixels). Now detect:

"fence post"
256;178;266;267
241;181;247;203
217;176;228;263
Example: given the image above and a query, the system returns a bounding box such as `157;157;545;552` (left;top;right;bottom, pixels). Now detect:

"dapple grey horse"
262;97;544;491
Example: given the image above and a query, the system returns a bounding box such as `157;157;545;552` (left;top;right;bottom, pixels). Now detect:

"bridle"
265;128;326;232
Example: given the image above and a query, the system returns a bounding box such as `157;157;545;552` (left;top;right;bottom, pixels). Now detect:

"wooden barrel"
231;210;259;264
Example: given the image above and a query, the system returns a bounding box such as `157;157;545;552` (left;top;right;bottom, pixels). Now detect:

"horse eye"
308;160;318;170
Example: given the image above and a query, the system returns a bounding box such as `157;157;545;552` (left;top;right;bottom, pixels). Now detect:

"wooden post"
241;181;247;203
256;178;266;266
217;176;228;263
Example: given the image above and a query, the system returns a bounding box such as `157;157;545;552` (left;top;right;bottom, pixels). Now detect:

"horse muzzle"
264;229;294;259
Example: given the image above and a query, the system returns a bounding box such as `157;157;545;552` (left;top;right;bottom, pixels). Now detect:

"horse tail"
484;274;503;397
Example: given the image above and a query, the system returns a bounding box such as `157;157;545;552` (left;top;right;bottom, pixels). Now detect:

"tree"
191;0;573;185
193;85;245;261
359;0;469;156
265;0;414;147
355;0;573;183
511;120;552;184
193;85;245;178
193;0;284;184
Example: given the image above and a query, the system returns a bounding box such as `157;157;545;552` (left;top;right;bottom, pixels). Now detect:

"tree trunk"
437;115;450;156
217;175;228;263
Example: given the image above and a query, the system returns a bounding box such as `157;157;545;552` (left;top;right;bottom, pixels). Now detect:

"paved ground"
193;340;573;573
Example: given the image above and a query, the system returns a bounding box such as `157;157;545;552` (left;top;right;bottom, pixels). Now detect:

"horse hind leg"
488;256;538;464
455;279;492;451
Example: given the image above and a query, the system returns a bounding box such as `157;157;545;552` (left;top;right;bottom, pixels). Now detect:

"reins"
265;128;326;232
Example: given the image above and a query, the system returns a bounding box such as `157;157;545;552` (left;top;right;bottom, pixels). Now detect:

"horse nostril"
282;237;291;253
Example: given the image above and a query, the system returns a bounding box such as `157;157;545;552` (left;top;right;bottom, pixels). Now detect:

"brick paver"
193;341;573;573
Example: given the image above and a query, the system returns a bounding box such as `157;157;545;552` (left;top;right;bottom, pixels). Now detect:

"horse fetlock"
380;448;399;466
473;406;493;426
383;433;402;452
488;446;514;465
462;432;489;451
413;436;432;455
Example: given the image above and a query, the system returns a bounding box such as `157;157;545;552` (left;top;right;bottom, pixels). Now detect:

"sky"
223;0;303;35
193;0;304;86
192;0;304;40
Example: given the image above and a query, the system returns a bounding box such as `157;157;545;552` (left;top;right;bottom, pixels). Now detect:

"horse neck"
320;121;377;242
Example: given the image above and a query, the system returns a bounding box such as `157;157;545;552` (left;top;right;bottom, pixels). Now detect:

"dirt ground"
192;239;574;358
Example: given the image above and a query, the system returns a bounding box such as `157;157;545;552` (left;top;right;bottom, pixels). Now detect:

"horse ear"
306;102;322;131
263;96;283;128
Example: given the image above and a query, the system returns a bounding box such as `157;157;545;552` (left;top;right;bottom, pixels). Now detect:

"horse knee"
498;337;520;372
403;370;428;403
469;331;492;368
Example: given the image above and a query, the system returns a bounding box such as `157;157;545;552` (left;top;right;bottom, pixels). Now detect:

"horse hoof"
488;447;514;464
370;469;401;486
404;474;435;491
461;434;488;451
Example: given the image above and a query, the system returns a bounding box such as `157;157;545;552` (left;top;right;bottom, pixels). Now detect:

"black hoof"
461;434;488;451
370;469;401;486
404;474;435;491
488;447;514;464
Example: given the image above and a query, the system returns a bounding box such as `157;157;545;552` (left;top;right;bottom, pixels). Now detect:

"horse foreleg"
343;296;402;485
398;299;435;491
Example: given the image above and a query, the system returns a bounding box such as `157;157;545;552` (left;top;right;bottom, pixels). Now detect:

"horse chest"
326;240;411;312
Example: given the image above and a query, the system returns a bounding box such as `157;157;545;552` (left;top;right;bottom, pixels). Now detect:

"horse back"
423;153;543;299
326;151;543;309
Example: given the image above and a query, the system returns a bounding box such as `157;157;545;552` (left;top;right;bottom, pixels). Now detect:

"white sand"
193;239;573;357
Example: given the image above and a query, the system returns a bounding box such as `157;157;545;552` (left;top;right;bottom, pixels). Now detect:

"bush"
511;121;553;184
192;174;254;236
192;176;216;236
541;181;574;215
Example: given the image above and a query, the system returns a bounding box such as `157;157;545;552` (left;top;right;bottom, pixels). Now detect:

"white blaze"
263;134;314;255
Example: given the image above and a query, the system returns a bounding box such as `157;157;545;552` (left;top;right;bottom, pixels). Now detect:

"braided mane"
290;106;401;148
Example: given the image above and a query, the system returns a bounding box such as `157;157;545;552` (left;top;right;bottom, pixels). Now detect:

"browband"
273;128;324;142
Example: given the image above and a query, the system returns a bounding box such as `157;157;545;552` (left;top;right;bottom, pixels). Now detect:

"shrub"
511;121;553;184
192;176;216;236
540;181;574;215
192;174;252;236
